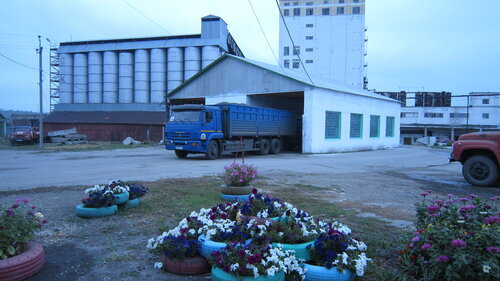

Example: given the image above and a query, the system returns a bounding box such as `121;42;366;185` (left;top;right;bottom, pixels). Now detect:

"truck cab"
165;105;223;159
450;132;500;186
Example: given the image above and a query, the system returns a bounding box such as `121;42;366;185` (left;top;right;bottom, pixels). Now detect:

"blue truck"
165;104;297;159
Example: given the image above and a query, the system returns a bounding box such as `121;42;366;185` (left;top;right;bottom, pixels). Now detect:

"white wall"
304;88;401;153
401;106;500;127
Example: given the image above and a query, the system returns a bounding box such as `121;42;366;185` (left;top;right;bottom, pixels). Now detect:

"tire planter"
75;204;118;218
212;266;285;281
160;255;210;275
0;242;44;281
198;235;251;259
124;198;140;209
239;214;278;225
220;193;251;202
114;192;130;204
220;184;254;195
303;263;353;281
272;240;315;261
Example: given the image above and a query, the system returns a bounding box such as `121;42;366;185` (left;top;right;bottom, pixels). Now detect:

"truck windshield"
169;110;200;122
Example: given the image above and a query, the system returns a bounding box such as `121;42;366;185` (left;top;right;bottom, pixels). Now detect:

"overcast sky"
1;0;499;112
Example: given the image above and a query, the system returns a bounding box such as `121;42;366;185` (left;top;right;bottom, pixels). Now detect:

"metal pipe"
38;35;43;149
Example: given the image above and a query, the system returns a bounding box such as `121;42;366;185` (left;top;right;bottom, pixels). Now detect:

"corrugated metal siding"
170;58;308;99
44;111;166;125
44;123;163;142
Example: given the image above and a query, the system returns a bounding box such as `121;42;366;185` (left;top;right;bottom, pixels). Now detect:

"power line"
120;0;171;35
274;0;314;85
0;52;39;71
247;0;284;72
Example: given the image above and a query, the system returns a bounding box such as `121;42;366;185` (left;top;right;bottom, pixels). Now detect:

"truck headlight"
200;133;206;140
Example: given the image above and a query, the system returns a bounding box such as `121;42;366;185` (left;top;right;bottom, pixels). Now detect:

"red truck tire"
462;155;499;187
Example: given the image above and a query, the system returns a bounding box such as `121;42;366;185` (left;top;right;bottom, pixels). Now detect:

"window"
284;2;290;6
293;8;300;16
306;23;314;27
293;46;300;55
483;113;490;119
284;60;290;68
292;59;300;68
350;113;362;138
306;8;314;15
339;0;344;3
450;113;468;118
322;8;330;15
325;111;341;139
306;2;314;5
284;9;290;16
336;7;344;14
401;112;418;118
306;35;313;40
306;48;313;52
306;60;313;63
293;2;299;6
352;7;360;14
323;0;329;3
353;0;359;2
482;99;490;104
386;116;395;137
370;115;380;138
284;46;289;56
424;113;443;118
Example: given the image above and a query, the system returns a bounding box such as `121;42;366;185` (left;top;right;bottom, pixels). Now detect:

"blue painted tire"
75;204;118;218
272;240;315;261
115;192;129;204
198;235;228;258
220;193;251;202
303;263;353;281
212;266;285;281
125;198;140;208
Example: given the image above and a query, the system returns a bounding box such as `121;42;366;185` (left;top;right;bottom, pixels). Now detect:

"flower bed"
399;193;499;280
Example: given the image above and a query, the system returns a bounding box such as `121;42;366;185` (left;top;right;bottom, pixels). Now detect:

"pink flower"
468;194;478;199
427;205;440;213
459;198;469;203
484;216;500;225
459;205;476;213
486;246;499;253
451;239;467;248
436;255;449;262
420;193;428;198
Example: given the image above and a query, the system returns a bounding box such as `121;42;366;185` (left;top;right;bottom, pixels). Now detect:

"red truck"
8;126;39;146
450;132;500;186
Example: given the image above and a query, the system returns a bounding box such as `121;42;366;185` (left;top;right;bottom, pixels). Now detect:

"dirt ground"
0;143;498;280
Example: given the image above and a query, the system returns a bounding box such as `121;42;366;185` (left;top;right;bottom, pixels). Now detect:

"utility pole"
37;35;44;149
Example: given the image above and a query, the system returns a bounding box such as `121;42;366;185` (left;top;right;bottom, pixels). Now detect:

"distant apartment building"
378;92;500;144
278;0;366;88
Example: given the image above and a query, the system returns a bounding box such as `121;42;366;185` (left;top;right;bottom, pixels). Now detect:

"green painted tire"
272;240;315;261
75;204;118;218
303;263;353;281
220;193;251;202
212;266;285;281
115;192;129;204
125;198;140;208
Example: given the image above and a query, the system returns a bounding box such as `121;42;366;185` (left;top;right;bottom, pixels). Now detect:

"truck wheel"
205;141;219;160
462;155;499;187
270;138;281;154
175;150;188;159
258;139;270;155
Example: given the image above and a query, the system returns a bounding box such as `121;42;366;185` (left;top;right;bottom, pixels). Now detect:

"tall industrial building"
278;0;366;88
45;15;244;141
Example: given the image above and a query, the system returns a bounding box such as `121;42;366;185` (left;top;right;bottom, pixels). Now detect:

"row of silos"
59;46;223;104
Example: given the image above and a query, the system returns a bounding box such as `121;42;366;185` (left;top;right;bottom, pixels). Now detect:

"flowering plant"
0;199;47;259
106;179;129;194
82;185;116;208
400;193;499;280
308;226;371;277
240;190;290;218
128;183;149;200
211;242;304;278
266;211;327;244
222;162;258;187
199;219;251;243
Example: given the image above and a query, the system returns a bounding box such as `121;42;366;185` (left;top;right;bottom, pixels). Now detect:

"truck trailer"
165;104;297;159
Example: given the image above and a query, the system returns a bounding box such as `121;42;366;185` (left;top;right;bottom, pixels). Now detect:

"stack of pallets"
48;128;87;145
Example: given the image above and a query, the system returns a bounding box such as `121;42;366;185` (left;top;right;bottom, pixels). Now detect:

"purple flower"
6;209;15;217
436;255;449;262
459;198;469;203
447;194;454;199
451;239;467;248
486;246;499;253
420;193;428;198
490;196;500;201
427;205;440;213
484;216;500;225
15;198;30;203
459;205;476;213
434;200;444;205
421;243;432;250
411;236;420;242
468;194;478;199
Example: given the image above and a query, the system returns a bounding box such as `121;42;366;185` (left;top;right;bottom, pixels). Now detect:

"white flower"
354;252;371;276
146;238;155;249
154;262;163;269
341;252;349;265
35;212;44;220
457;220;465;223
267;267;276;276
483;265;491;273
189;229;196;235
230;263;239;271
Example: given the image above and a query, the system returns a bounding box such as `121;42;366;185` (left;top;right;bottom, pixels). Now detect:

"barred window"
386;116;395;137
350;113;362;138
325;111;341;139
370;115;380;138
